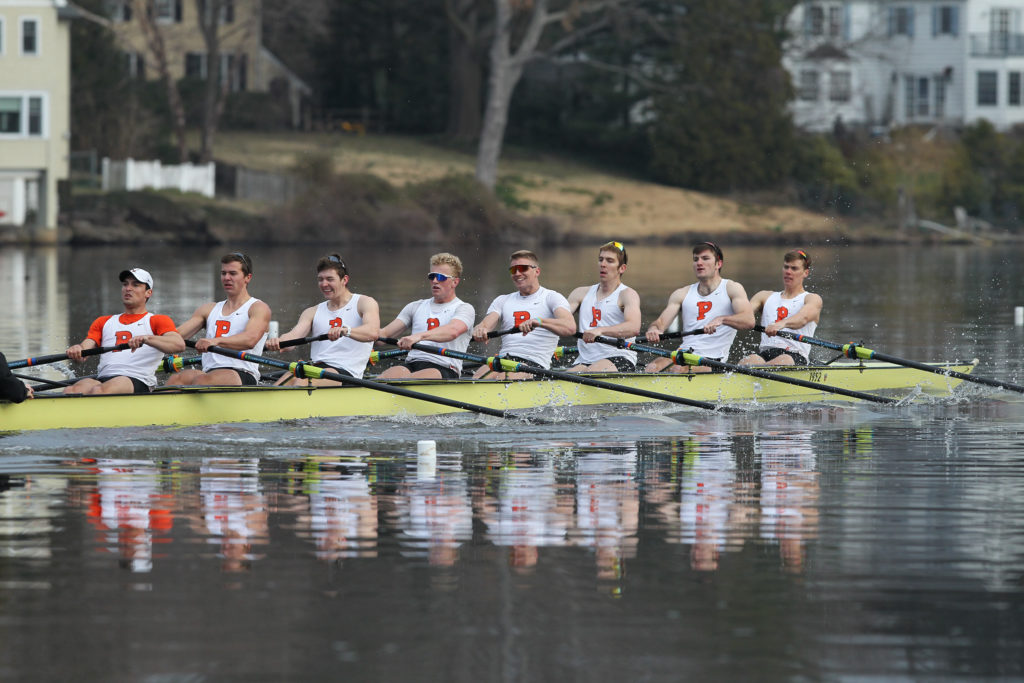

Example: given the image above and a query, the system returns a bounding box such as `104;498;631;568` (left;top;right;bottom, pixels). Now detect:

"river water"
2;243;1023;680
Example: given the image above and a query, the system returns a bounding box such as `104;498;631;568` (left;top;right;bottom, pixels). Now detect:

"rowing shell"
0;360;978;432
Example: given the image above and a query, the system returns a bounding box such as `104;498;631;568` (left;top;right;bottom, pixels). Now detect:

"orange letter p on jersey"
214;320;231;337
696;301;713;320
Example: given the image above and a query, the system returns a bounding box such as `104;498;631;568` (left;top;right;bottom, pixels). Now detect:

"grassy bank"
208;131;857;244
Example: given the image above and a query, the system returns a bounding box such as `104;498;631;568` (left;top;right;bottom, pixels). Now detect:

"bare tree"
476;0;627;189
131;0;189;162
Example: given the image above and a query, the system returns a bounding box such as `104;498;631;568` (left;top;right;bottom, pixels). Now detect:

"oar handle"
8;343;132;370
660;327;707;340
277;333;329;349
487;328;519;338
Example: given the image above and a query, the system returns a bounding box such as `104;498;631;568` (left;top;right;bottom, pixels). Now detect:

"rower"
471;249;576;380
265;253;380;385
166;252;272;387
564;240;641;373
740;249;822;366
0;352;33;402
377;252;475;379
644;241;754;373
64;268;185;394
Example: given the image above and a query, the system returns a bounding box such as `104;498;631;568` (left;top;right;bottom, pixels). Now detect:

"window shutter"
951;7;959;37
907;7;915;38
175;0;182;22
803;4;812;36
931;6;937;37
887;7;894;37
843;3;851;41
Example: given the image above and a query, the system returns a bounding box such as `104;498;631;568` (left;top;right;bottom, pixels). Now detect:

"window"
199;0;234;24
153;0;182;24
829;71;851;102
933;6;958;36
0;17;5;55
105;0;132;21
827;6;842;37
185;53;206;78
916;77;930;116
21;18;39;55
889;6;914;37
807;6;824;36
124;51;145;79
1011;72;1022;106
977;71;998;106
935;77;946;117
0;93;46;137
798;70;820;101
991;9;1010;53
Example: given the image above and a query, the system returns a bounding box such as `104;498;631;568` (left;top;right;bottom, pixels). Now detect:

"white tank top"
310;295;373;378
575;283;637;366
680;279;737;360
487;286;571;369
96;313;164;387
758;291;816;359
397;297;476;373
202;297;266;379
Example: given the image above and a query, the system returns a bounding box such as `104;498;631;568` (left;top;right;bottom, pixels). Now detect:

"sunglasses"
427;272;452;282
508;264;537;275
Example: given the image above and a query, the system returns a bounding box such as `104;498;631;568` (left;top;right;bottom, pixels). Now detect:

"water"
2;243;1024;680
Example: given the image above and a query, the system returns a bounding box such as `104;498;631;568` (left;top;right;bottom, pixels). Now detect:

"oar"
8;344;132;370
756;325;1024;395
277;333;329;348
588;334;897;404
379;337;736;413
659;327;706;340
186;341;515;419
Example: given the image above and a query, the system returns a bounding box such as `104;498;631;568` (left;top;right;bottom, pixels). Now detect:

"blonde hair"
509;250;539;265
430;252;463;278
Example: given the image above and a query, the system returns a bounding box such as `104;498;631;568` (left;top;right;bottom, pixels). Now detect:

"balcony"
970;33;1024;57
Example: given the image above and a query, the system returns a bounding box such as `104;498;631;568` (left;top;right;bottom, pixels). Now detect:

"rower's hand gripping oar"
185;341;515;419
757;325;1023;395
8;343;133;370
589;334;897;404
379;337;737;413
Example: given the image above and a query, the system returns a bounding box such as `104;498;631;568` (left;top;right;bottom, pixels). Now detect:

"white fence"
102;158;215;198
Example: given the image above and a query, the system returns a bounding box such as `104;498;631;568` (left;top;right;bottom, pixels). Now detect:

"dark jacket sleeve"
0;352;29;404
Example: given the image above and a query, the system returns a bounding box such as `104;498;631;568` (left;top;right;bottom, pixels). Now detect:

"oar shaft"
379;337;730;413
9;343;131;370
594;335;896;404
190;342;512;419
761;326;1024;394
277;333;329;349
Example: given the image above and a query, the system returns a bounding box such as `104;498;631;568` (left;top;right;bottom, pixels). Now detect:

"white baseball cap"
119;267;154;289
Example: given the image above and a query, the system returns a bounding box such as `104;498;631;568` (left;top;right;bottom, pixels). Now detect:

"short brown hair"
692;241;723;263
316;253;348;278
509;250;539;265
222;251;252;276
599;240;627;266
784;249;811;270
430;252;463;278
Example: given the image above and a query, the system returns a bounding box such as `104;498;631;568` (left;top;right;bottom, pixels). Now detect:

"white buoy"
417;440;437;479
1015;306;1024;326
268;320;280;338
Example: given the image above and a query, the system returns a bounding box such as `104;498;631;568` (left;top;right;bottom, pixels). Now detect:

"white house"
784;0;1024;132
0;0;73;235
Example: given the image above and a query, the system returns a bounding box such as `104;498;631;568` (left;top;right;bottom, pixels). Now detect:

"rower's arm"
768;293;822;334
717;281;755;330
346;296;380;343
596;287;642;339
646;287;687;341
175;303;213;340
565;286;588;316
201;301;271;351
538;306;577;337
141;331;186;354
748;290;771;321
472;311;501;342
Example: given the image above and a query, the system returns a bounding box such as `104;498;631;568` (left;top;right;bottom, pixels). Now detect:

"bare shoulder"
567;285;590;303
250;300;273;317
726;280;750;299
357;295;380;312
667;285;691;303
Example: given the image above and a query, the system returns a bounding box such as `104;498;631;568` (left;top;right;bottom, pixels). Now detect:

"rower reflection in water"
265;254;381;385
758;430;820;574
644;242;755;374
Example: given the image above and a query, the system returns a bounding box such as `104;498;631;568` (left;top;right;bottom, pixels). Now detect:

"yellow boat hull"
0;361;977;432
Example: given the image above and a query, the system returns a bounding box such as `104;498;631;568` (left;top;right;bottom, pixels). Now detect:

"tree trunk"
133;0;188;162
446;0;483;141
475;0;547;189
